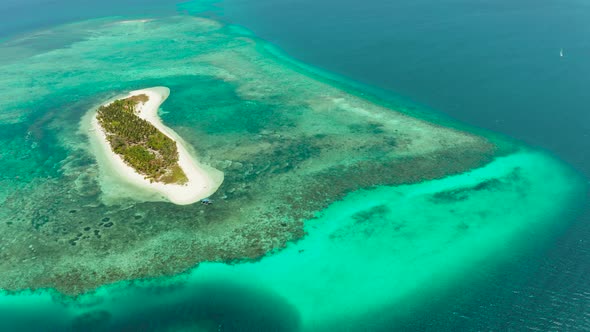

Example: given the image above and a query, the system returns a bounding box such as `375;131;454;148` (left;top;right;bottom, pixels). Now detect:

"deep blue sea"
2;0;590;330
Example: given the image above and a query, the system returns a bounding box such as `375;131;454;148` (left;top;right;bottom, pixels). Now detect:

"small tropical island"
97;93;188;184
90;87;223;205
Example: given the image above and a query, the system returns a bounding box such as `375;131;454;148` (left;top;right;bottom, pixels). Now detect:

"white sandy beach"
89;87;223;205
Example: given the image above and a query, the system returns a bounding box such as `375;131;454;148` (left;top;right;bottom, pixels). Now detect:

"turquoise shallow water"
0;148;584;330
192;150;583;329
0;1;588;331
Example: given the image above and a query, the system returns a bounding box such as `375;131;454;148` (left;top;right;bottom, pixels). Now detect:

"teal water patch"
177;0;222;15
0;149;583;331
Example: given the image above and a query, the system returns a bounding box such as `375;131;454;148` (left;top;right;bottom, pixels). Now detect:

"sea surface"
214;1;590;330
1;0;589;331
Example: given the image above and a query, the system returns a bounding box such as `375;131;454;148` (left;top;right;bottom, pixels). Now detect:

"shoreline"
89;86;223;205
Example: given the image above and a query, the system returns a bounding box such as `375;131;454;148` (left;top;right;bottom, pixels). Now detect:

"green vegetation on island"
96;94;188;184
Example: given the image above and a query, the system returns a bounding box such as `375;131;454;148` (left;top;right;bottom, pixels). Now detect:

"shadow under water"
0;278;300;332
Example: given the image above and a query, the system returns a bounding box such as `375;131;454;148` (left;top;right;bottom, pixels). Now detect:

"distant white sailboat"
560;48;564;57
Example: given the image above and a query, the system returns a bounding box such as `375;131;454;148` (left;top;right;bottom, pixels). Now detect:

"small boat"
560;48;564;57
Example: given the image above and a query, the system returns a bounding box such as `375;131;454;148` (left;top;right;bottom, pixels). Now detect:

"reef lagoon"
0;2;587;331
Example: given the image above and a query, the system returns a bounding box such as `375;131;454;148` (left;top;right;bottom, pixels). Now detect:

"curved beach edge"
87;86;224;205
